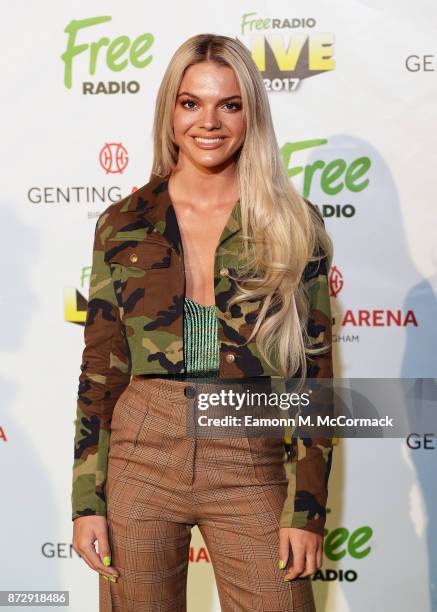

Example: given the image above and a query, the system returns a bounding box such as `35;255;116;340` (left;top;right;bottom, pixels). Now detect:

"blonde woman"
72;33;334;611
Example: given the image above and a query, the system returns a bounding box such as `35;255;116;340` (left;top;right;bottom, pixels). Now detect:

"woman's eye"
180;99;241;111
182;99;197;110
223;102;241;111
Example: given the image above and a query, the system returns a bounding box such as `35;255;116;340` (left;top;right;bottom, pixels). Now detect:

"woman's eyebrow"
177;91;242;102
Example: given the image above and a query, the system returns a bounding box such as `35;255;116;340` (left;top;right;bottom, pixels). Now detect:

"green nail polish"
103;556;111;567
283;578;291;582
278;560;286;570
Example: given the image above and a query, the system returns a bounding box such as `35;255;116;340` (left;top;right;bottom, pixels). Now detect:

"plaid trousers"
99;375;316;612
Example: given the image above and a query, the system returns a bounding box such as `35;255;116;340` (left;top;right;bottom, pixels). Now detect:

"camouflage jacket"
72;173;334;536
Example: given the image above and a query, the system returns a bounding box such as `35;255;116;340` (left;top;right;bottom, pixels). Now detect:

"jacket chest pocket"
104;238;173;319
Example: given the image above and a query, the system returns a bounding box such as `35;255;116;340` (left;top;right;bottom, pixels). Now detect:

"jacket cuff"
72;508;107;521
288;511;327;537
279;442;333;537
72;498;107;521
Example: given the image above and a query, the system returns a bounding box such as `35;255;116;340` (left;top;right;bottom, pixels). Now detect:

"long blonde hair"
150;33;333;380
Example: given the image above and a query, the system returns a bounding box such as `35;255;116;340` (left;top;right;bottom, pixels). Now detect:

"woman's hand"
278;527;323;581
72;516;119;582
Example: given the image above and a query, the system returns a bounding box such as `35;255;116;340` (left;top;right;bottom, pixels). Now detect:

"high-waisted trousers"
99;375;316;612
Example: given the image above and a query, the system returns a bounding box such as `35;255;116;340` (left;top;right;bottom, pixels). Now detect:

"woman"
72;33;334;611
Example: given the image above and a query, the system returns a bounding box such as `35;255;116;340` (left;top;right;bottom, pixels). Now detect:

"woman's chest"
173;202;236;276
102;218;270;378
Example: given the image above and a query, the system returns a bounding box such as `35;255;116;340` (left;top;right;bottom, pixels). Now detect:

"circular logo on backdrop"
99;143;129;174
329;265;344;298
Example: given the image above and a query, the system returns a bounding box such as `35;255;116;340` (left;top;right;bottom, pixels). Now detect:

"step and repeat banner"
1;1;436;610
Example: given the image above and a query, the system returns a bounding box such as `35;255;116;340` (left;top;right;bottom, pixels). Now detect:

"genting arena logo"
99;143;129;174
328;266;418;336
329;265;343;298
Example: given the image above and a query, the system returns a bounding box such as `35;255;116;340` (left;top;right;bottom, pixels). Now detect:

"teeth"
194;137;224;144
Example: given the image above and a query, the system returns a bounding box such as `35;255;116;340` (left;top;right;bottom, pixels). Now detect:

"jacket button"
225;353;236;364
224;311;232;320
129;253;138;264
219;267;229;277
184;385;197;398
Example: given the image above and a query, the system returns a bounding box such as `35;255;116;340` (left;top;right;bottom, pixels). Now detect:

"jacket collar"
120;173;242;249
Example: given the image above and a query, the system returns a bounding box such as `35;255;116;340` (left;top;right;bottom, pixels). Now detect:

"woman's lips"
191;136;226;149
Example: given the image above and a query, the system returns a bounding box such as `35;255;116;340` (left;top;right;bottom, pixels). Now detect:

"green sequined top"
183;297;220;376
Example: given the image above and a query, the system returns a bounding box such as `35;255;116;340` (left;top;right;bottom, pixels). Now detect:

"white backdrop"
1;1;437;610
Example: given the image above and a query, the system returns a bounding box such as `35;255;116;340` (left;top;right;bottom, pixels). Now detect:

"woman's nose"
200;106;222;130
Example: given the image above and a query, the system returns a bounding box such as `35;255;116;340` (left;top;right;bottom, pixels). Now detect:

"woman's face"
172;61;246;172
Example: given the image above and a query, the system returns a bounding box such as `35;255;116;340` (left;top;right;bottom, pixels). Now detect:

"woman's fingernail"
278;560;286;570
103;556;111;567
101;575;109;581
109;576;118;583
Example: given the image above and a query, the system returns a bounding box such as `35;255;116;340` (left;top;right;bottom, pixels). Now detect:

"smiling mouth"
192;136;226;144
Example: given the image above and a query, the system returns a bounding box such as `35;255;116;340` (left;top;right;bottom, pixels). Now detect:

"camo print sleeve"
71;210;131;521
280;211;334;537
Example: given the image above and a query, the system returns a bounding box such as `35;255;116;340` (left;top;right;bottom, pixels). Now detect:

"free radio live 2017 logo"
239;12;335;92
61;16;154;94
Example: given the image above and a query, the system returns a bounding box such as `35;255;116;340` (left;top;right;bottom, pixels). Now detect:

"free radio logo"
61;16;154;94
279;137;370;216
